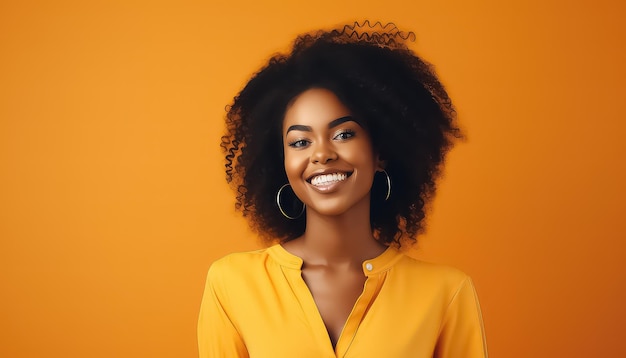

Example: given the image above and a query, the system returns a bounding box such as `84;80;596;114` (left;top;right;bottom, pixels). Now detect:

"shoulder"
208;248;272;279
203;248;274;302
396;254;469;279
204;246;298;311
392;253;473;296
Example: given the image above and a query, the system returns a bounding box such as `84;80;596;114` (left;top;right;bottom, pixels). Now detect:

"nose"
310;141;337;164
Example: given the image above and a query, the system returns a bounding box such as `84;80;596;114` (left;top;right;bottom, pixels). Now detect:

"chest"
228;261;449;357
301;267;367;347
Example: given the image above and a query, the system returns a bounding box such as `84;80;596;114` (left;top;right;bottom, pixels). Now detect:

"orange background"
1;0;624;357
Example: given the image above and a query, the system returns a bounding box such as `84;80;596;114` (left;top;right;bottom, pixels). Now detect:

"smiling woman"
198;21;487;357
283;89;381;218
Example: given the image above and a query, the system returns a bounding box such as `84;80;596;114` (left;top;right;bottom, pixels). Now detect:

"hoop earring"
380;170;391;201
276;184;305;220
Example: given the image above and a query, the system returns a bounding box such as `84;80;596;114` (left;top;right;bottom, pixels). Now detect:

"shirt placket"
335;264;387;357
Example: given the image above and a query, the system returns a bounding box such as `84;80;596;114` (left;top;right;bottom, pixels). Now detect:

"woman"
198;22;487;357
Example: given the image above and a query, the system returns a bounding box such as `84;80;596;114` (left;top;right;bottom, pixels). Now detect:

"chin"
306;195;370;218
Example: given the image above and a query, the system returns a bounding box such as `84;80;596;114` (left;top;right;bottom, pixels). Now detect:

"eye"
288;139;310;148
333;129;356;141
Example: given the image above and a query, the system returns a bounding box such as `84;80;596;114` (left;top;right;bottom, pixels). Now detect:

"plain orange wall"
1;0;624;357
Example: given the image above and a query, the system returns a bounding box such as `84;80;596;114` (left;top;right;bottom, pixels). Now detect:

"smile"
310;172;350;187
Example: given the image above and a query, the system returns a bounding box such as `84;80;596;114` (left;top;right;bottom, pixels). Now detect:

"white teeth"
311;173;347;186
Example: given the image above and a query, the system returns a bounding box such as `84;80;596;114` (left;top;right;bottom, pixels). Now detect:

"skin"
281;88;388;348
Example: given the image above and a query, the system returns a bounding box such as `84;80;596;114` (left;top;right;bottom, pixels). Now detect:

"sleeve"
434;276;488;358
197;261;249;358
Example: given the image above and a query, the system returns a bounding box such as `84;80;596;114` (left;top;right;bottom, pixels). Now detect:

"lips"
308;172;353;187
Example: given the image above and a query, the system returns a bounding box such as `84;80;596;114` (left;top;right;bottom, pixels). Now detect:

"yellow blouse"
198;245;487;357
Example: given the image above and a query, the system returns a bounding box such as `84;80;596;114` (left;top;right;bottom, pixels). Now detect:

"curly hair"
221;21;462;246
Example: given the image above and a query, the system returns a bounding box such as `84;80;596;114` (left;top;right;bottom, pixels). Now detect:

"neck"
292;196;386;266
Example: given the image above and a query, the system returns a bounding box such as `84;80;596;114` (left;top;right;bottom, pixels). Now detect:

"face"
282;88;383;217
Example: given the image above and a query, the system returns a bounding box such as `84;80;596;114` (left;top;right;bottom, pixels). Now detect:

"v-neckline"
269;244;401;357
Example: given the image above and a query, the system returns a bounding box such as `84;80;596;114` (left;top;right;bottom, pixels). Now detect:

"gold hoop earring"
276;184;305;220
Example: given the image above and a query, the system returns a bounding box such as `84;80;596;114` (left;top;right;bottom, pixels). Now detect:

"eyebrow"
286;116;355;134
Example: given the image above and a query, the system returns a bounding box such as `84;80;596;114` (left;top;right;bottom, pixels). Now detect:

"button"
365;263;373;271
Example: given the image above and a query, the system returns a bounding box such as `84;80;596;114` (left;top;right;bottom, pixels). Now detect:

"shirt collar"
267;244;404;276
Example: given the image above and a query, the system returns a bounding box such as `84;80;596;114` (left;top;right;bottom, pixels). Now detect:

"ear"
375;154;386;172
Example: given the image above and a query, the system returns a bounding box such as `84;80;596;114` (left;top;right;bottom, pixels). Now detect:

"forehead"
283;88;352;130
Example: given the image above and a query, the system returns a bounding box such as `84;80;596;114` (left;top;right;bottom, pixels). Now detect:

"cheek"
341;143;377;168
283;151;306;182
